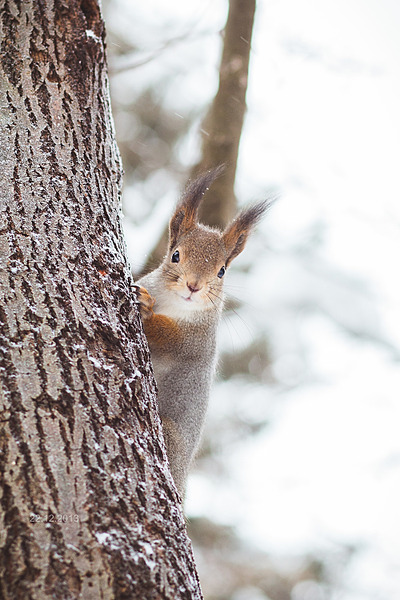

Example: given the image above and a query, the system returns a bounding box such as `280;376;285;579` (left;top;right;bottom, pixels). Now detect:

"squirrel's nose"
187;282;201;294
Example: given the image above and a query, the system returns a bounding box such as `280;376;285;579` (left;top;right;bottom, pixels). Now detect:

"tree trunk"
196;0;257;228
0;2;202;599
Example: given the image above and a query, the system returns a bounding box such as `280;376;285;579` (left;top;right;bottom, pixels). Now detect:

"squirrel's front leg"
137;286;181;351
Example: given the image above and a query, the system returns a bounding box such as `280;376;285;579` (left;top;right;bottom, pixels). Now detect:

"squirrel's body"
137;168;267;496
138;261;221;493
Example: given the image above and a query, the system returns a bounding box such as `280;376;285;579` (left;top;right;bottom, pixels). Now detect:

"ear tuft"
182;164;225;216
223;198;272;266
169;165;225;249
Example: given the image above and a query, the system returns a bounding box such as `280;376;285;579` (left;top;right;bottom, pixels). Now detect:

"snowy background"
104;1;400;598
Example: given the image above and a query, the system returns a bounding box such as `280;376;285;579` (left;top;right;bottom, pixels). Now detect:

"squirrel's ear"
169;165;225;250
223;200;269;266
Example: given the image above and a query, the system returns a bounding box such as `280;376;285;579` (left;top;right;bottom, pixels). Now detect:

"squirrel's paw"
136;286;155;319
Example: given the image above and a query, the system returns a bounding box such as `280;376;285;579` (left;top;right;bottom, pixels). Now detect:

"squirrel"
136;167;268;497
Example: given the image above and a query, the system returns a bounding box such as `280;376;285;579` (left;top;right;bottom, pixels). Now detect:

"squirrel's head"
162;167;269;313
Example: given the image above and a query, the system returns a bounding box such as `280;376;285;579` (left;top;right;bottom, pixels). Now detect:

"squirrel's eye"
217;266;226;279
171;250;180;263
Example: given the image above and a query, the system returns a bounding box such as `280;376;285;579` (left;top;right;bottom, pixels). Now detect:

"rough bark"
0;2;202;599
141;0;256;274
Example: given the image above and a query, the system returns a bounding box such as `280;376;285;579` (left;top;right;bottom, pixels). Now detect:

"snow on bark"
0;1;202;598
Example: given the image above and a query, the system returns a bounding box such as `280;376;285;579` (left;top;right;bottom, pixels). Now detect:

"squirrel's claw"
137;286;155;319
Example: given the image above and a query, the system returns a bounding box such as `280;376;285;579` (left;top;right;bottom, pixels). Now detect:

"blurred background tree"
111;0;257;272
